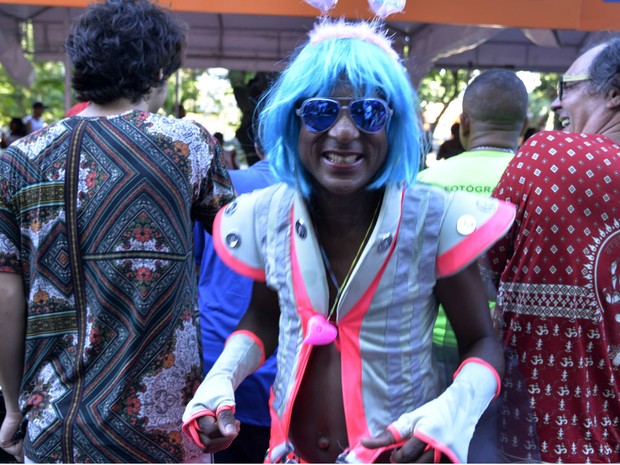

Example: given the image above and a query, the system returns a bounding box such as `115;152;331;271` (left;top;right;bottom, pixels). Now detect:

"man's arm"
183;280;279;453
0;271;26;461
359;263;503;463
437;262;504;370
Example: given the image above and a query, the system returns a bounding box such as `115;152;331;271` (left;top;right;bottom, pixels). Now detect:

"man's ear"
459;113;470;138
520;117;530;137
607;87;620;109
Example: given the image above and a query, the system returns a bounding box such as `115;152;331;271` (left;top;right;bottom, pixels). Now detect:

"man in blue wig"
184;18;515;463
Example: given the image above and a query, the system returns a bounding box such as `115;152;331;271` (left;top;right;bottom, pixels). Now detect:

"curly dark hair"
65;0;186;104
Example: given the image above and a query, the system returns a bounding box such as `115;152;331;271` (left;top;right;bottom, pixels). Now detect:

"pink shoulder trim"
437;200;514;277
212;207;266;282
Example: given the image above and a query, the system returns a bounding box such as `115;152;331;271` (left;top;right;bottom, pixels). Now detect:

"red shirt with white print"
489;130;620;463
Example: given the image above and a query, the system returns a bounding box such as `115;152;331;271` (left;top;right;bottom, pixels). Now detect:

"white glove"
182;330;265;448
387;357;500;463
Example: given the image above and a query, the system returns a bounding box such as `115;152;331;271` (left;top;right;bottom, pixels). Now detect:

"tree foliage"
0;61;66;129
417;68;472;132
228;70;272;164
163;68;202;116
0;61;205;131
0;58;562;140
528;72;560;130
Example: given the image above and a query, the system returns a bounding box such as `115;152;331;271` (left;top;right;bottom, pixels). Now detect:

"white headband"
308;19;400;62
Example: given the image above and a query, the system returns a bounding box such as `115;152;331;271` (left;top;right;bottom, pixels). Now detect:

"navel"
317;433;330;450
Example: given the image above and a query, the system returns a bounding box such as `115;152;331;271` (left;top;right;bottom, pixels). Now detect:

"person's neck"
466;135;518;153
309;189;384;232
603;129;620;145
79;98;149;117
596;116;620;144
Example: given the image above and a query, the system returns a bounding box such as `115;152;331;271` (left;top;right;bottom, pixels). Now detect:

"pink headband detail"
308;19;400;62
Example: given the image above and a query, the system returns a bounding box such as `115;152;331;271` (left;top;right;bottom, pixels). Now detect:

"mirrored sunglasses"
296;97;393;133
557;74;590;101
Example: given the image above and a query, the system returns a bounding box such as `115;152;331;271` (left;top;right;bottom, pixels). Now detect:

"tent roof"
0;0;617;88
3;0;620;31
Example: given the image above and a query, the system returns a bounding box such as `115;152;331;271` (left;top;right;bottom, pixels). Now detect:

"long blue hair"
257;20;422;198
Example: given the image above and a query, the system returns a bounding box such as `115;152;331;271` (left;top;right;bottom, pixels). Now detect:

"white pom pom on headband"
308;19;401;62
303;0;406;19
368;0;406;18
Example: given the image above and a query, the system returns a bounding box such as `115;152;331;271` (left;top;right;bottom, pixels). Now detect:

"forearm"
235;281;280;357
437;263;504;379
0;272;26;412
457;333;504;383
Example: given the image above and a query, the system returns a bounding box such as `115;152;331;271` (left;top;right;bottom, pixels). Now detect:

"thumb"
360;430;396;449
216;409;240;437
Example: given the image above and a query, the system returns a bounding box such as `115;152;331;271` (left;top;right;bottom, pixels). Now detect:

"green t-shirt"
417;149;514;348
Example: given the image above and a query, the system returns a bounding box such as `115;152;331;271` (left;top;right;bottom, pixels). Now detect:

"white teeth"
561;119;570;128
326;153;358;164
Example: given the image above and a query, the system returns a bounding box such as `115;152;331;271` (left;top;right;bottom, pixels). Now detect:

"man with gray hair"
487;39;620;463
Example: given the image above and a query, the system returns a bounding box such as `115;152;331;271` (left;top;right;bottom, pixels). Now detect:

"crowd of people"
0;102;49;150
0;0;619;464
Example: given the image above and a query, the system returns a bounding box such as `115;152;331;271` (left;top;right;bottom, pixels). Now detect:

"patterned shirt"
488;130;620;463
0;111;234;462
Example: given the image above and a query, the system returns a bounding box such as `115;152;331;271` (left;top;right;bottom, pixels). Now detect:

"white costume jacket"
213;182;514;462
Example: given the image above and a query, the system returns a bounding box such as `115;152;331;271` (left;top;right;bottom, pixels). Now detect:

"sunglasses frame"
296;97;393;134
557;74;590;101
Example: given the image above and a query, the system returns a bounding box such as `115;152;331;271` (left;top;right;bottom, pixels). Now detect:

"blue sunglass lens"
299;98;390;133
301;100;340;132
350;100;389;133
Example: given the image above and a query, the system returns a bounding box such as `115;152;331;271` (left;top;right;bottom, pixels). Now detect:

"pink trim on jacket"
268;192;404;463
226;330;267;366
436;200;515;277
212;206;266;281
337;194;403;463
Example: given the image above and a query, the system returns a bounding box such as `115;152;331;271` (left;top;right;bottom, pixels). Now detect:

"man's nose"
327;110;360;141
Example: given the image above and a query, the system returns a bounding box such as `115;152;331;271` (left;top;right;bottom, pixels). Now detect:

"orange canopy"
1;0;618;31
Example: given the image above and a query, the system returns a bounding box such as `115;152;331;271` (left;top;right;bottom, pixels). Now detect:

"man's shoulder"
418;151;505;185
229;161;276;194
524;129;618;146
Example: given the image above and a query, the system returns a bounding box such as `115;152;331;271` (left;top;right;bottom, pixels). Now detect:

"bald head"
460;69;529;151
462;69;528;131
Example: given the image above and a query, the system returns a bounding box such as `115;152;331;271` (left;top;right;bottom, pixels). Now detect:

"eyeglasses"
296;97;393;133
557;74;590;101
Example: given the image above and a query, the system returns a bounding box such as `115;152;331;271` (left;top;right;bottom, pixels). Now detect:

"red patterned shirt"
488;130;620;463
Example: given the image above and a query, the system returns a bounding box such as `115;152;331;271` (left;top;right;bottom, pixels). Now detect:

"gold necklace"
317;198;382;321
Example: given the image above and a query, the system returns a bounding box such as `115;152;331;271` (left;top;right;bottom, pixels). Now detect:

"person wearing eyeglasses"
183;18;515;464
486;38;620;463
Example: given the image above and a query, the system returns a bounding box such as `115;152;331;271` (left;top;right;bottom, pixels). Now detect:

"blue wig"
257;19;422;198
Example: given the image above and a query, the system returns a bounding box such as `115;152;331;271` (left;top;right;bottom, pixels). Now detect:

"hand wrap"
182;330;265;448
387;357;500;463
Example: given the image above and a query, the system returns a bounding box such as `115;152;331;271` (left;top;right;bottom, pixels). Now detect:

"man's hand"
195;409;240;453
0;410;25;462
361;431;435;463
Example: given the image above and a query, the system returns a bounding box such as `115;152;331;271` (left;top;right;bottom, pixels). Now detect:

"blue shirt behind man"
195;159;276;426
